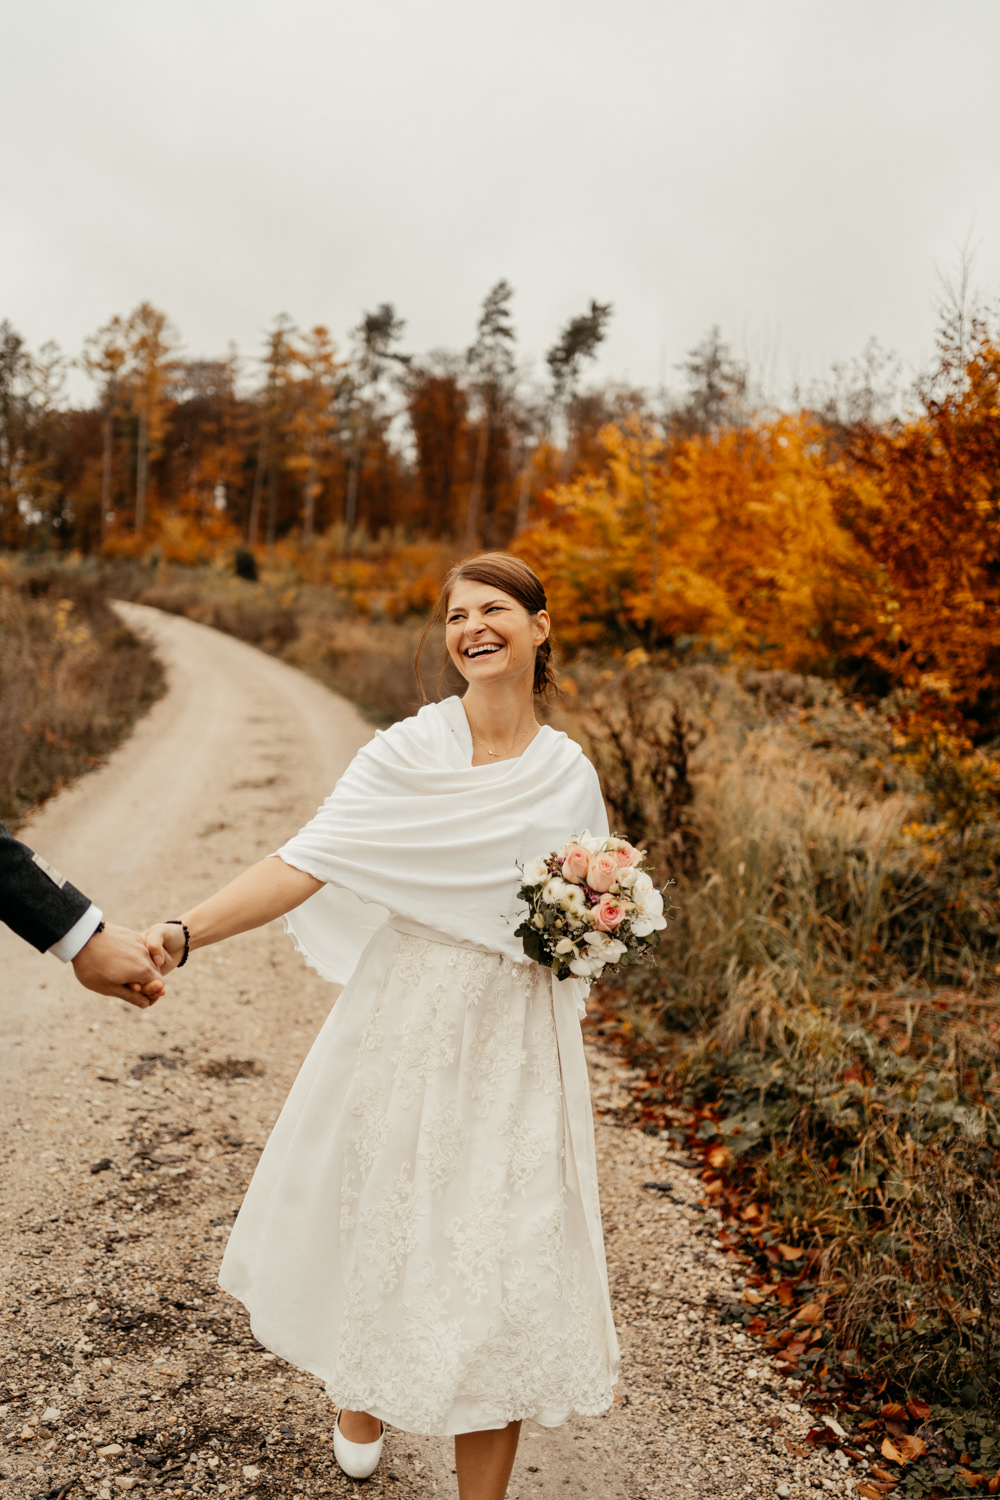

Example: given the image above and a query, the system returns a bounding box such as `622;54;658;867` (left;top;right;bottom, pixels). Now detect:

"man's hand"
72;924;166;1007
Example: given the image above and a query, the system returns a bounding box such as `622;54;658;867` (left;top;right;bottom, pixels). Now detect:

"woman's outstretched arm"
146;856;322;974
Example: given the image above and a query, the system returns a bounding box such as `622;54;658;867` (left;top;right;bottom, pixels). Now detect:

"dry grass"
0;563;165;826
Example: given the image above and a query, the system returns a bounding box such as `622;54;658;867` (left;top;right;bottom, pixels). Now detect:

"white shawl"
276;695;608;985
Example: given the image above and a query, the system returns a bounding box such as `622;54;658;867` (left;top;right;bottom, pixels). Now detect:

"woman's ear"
534;609;551;645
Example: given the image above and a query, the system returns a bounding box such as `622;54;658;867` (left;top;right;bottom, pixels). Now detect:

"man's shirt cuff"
49;904;104;962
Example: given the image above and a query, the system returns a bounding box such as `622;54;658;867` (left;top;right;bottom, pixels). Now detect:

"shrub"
0;564;165;824
233;547;258;582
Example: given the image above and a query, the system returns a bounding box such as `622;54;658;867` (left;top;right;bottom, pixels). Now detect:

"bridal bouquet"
515;832;670;981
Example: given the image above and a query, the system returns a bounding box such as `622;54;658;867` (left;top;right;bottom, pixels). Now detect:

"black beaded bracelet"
165;919;191;968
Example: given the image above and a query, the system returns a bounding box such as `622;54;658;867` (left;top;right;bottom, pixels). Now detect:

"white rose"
580;832;605;855
522;857;549;887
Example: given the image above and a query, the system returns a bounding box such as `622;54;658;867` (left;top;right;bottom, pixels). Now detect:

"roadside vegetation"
0;564;164;826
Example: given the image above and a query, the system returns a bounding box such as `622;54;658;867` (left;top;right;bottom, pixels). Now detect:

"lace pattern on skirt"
219;919;619;1435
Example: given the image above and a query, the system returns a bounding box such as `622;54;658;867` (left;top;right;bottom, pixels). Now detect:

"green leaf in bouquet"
519;926;548;966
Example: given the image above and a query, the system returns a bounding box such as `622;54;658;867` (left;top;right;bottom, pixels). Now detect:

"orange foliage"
515;413;877;671
267;535;456;621
838;338;1000;716
101;505;241;565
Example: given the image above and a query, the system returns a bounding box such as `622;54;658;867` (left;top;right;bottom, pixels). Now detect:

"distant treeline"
1;282;627;552
0;280;861;557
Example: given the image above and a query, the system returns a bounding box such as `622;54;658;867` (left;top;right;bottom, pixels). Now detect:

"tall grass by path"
0;563;165;826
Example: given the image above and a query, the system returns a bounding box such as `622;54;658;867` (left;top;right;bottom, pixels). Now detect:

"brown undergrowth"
0;562;165;827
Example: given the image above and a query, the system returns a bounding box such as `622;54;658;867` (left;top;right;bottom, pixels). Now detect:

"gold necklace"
470;722;537;758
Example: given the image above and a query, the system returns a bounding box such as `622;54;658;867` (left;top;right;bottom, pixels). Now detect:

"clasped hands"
72;921;185;1009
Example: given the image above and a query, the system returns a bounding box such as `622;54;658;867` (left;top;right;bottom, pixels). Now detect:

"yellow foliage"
102;505;241;565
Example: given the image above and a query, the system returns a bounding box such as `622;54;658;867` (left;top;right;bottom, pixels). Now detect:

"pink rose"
615;843;641;869
587;851;619;893
594;896;626;931
561;844;591;884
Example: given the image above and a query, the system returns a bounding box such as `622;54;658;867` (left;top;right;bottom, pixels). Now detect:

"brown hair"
415;551;558;701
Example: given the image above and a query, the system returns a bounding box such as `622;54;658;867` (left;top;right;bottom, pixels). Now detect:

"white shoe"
333;1411;384;1479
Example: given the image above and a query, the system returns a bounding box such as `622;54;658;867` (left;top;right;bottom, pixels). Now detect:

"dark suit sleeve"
0;822;93;953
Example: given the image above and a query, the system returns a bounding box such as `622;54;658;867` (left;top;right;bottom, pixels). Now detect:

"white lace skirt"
218;916;620;1436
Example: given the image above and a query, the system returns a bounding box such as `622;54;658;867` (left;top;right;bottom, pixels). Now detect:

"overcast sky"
4;0;1000;405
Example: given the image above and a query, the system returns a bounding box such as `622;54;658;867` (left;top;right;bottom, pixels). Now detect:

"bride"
146;553;619;1500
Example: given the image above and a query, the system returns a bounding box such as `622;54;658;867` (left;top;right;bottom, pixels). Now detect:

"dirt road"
0;606;850;1500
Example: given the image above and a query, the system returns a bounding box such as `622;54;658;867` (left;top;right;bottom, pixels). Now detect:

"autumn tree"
124;302;177;532
248;315;297;547
406;353;470;535
838;325;1000;720
25;340;68;532
166;352;247;527
0;322;72;547
464;279;517;549
287;326;345;541
545;298;612;476
670;325;747;436
343;303;409;548
81;315;129;543
0;321;39;545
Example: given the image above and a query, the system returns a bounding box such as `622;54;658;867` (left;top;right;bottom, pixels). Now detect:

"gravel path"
0;606;852;1500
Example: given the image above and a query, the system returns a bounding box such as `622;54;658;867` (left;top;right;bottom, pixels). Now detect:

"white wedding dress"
218;698;620;1435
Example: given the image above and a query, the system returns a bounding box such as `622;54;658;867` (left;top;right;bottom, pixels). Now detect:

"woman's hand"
141;857;323;971
145;922;187;976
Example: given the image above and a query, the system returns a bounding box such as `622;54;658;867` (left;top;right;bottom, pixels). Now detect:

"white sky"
3;0;999;405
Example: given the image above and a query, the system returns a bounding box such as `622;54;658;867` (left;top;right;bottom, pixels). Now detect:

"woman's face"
444;579;549;691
